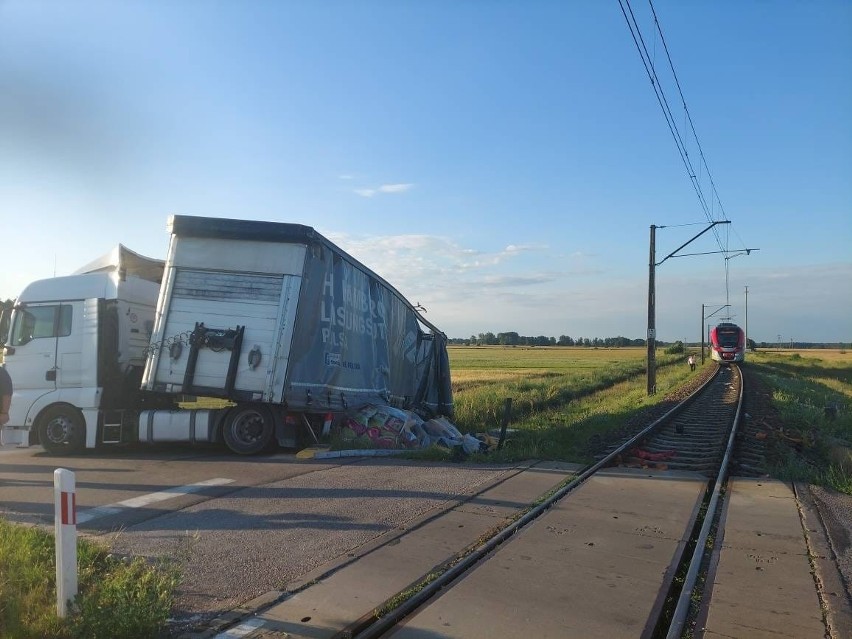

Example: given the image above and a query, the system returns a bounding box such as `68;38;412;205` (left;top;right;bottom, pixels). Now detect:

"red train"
709;322;745;363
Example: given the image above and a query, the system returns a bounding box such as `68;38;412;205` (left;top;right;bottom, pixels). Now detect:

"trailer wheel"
38;405;86;455
222;405;275;455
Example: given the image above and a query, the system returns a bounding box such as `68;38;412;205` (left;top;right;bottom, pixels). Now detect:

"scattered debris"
630;448;677;462
338;404;493;455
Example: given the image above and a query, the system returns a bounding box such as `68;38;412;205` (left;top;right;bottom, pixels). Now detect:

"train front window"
717;330;739;347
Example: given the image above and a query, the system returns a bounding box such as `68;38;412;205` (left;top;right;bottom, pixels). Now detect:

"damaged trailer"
140;215;453;453
0;216;452;455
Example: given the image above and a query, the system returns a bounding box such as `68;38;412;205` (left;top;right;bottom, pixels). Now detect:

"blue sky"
1;1;850;343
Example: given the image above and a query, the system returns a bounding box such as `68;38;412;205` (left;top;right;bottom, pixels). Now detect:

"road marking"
77;478;235;524
214;617;266;638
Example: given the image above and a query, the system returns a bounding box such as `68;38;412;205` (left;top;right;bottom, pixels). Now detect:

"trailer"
0;216;453;454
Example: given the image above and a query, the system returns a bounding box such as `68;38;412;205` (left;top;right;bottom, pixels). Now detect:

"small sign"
648;328;656;339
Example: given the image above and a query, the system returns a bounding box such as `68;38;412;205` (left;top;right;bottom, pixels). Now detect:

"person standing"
687;354;696;372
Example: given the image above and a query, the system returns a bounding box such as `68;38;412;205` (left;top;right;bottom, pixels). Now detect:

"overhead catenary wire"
647;0;731;223
617;0;717;234
617;0;762;311
617;0;730;254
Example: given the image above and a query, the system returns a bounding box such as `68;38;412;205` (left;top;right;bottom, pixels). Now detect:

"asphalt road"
0;443;516;629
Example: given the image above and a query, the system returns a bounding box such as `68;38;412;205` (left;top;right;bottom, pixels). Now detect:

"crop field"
745;349;852;493
443;345;852;491
446;346;696;462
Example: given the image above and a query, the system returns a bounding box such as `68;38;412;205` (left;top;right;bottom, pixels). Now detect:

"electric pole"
646;220;730;396
647;225;656;394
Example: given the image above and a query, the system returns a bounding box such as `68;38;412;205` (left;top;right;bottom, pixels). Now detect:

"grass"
0;519;178;639
412;346;699;463
413;346;852;496
746;349;852;494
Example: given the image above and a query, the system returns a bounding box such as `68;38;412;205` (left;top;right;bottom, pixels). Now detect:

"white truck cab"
0;246;162;451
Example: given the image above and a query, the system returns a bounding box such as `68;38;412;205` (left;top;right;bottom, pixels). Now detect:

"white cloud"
319;230;852;341
327;233;553;285
378;183;413;194
354;183;414;197
480;274;558;287
504;243;546;254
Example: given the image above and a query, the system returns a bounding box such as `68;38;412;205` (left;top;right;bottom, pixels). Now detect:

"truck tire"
38;405;86;454
222;405;275;455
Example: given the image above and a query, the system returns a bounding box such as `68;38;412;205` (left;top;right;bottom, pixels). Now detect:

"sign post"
54;468;78;617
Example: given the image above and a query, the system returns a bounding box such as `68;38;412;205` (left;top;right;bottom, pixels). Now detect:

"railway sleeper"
647;435;727;447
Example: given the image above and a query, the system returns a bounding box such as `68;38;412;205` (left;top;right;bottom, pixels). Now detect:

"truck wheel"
222;405;275;455
38;406;86;454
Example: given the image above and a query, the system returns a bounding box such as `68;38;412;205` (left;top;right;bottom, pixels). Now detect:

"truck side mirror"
0;307;9;347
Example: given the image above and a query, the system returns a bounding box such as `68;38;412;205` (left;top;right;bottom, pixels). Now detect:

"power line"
617;0;716;229
617;0;728;253
647;0;729;250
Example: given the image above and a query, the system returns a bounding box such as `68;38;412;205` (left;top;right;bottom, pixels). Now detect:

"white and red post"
53;468;78;617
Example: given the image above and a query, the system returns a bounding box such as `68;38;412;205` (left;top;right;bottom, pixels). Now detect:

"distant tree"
747;338;757;351
665;341;685;355
478;332;497;345
453;332;697;349
498;331;520;346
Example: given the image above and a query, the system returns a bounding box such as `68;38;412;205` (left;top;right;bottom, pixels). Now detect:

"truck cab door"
3;303;76;412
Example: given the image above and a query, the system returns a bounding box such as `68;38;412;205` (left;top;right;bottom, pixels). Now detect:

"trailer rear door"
149;269;301;401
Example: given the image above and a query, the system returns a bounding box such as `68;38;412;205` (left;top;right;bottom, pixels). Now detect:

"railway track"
612;365;741;475
203;364;748;639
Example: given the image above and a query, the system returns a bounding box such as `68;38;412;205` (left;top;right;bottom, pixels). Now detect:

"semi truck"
0;215;453;454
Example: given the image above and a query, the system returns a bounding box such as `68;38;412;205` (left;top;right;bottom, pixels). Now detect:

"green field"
445;345;697;461
745;349;852;493
442;345;852;493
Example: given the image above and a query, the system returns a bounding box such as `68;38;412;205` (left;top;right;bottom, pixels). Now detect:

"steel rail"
665;364;744;639
352;365;722;639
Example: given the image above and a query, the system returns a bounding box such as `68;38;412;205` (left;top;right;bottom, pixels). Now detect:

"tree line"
450;332;647;347
450;332;849;350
